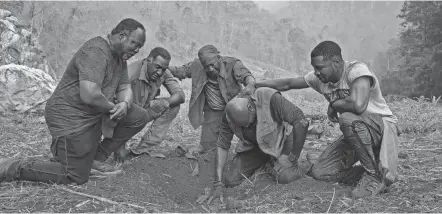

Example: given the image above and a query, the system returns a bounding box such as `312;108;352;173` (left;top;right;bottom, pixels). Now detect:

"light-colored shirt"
304;60;395;119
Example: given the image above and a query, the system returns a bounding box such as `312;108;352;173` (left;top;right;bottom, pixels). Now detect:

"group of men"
0;18;400;200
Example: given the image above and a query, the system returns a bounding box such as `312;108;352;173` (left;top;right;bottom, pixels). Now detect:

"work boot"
91;160;122;175
113;146;137;163
0;157;18;182
351;172;385;198
338;165;365;186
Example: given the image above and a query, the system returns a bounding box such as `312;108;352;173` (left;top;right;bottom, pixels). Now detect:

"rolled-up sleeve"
216;114;234;150
168;61;193;80
232;60;253;85
270;93;305;126
163;70;184;96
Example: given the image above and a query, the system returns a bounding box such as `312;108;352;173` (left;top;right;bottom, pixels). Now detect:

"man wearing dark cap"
169;45;256;152
195;87;310;204
0;18;149;185
253;41;400;198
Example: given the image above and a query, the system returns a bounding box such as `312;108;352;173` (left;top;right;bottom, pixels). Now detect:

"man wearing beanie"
195;87;310;204
169;45;256;152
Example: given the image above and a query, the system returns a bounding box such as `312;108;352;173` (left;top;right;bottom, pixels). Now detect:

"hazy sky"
254;1;289;13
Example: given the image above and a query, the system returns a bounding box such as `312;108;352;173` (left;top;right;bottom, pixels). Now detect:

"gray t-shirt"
45;36;129;137
304;60;395;119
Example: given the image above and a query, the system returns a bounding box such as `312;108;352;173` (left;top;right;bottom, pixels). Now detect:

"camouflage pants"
308;112;384;184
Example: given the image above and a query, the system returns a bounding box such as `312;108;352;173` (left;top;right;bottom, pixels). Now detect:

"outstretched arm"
196;114;233;204
163;70;185;108
270;93;309;160
168;61;194;80
256;77;310;91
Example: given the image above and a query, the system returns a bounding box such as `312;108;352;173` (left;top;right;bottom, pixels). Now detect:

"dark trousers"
224;147;272;188
6;104;148;185
199;105;224;151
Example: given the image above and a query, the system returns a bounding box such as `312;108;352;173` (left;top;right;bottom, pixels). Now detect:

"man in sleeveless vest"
113;47;185;161
253;41;400;198
195;87;310;204
168;45;256;152
0;19;149;185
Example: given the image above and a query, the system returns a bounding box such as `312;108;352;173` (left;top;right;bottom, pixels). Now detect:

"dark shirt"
217;93;305;150
45;36;129;137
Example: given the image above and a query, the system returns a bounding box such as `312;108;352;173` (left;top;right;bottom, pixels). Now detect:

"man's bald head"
225;97;255;127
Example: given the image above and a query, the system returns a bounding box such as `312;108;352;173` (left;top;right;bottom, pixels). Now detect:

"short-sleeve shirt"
304;60;394;118
45;36;129;137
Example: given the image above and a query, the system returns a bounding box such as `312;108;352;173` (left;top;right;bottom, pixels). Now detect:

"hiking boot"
113;146;138;163
351;173;385;198
0;157;18;182
91;160;122;175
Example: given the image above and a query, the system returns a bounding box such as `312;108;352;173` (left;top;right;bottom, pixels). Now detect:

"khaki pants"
130;104;180;154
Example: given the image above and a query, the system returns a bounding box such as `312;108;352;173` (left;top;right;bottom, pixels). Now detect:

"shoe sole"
90;169;123;176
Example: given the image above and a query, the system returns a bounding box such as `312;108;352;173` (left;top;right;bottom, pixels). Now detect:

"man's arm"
162;70;185;108
168;61;194;80
255;77;310;91
331;76;372;115
79;81;115;112
214;114;235;184
270;93;309;160
116;84;133;105
231;60;254;86
76;47;115;112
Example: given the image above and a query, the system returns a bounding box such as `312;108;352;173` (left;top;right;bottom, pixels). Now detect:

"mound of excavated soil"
83;151;217;212
80;144;353;213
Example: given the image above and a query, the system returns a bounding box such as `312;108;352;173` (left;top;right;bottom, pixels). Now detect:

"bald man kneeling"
196;87;310;204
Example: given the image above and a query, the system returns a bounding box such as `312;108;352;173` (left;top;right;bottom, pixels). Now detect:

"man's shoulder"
80;36;112;58
222;56;240;63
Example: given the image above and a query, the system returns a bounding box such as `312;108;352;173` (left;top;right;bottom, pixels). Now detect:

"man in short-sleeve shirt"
253;41;400;198
0;19;149;185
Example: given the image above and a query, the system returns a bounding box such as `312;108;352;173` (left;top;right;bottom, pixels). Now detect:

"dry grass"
1;64;442;212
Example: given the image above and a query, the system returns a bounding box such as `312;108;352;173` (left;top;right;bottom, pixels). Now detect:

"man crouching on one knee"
114;47;185;161
195;87;309;204
253;41;401;199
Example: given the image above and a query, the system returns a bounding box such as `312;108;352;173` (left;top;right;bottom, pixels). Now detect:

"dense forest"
1;1;440;98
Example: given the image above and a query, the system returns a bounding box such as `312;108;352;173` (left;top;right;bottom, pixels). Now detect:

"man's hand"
238;82;256;97
109;102;128;120
149;99;170;114
196;182;224;204
327;103;338;123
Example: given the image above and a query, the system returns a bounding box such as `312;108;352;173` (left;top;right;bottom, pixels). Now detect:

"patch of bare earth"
1;96;442;212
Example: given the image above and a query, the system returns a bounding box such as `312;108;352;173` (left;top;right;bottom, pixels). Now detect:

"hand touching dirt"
196;183;224;204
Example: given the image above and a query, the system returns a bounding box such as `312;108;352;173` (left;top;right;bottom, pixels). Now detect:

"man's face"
146;55;170;81
310;56;337;83
119;28;145;60
201;56;220;76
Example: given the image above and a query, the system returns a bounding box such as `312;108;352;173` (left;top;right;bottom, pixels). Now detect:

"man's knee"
127;104;150;127
170;105;180;116
308;164;334;182
67;171;90;185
